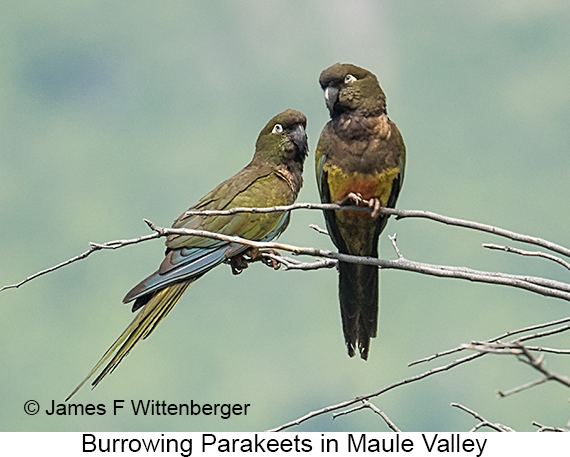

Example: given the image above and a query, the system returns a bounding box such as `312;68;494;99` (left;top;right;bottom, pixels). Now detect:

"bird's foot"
259;249;282;270
337;192;364;206
229;247;282;274
229;253;250;275
247;247;282;270
337;193;382;217
368;197;382;218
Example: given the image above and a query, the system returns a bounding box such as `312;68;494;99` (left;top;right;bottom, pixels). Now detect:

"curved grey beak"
290;124;308;158
324;86;339;112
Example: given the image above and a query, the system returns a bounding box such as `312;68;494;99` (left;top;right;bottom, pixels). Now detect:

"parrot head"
254;109;308;168
319;63;386;117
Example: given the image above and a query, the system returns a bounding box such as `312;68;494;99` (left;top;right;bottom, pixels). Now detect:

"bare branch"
144;223;570;302
515;346;570;389
361;400;401;432
2;202;568;431
459;340;570;396
497;377;549;398
387;208;570;259
184;202;570;258
483;243;570;271
160;225;570;301
6;218;570;305
269;316;570;431
408;346;465;367
516;323;570;344
332;400;401;432
495;316;570;342
266;350;487;431
450;403;515;432
388;234;404;259
406;319;570;402
309;224;329;235
532;421;569;432
262;253;337;271
518;346;570;355
0;231;161;293
183;202;371;217
3;202;570;306
465;341;570;356
331;404;367;419
410;316;570;367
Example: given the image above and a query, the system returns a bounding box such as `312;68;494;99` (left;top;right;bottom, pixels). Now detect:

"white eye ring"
272;123;283;134
344;74;357;83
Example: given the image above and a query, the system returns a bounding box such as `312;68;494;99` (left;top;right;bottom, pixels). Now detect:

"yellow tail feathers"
66;281;192;401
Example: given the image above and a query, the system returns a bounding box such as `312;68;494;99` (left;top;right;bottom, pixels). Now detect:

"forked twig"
451;403;515;432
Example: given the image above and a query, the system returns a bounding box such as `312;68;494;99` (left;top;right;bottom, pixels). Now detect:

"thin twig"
477;341;570;398
493;316;570;340
0;232;160;293
331;404;367;419
375;208;570;259
450;403;515;432
410;316;570;367
361;400;401;432
517;346;570;354
309;224;329;235
408;346;465;367
516;346;570;389
388;234;404;259
532;421;569;432
516;323;570;344
269;318;570;431
332;400;401;432
483;243;570;271
410;326;570;398
497;377;549;398
0;249;95;293
466;341;570;356
266;350;486;431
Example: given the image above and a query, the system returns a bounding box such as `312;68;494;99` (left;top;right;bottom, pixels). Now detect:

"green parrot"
67;109;308;399
315;63;405;360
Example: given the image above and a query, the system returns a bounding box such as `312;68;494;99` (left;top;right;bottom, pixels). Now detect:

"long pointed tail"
66;281;192;401
338;261;378;360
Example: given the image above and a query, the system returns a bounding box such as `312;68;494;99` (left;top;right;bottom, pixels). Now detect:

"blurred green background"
1;0;569;432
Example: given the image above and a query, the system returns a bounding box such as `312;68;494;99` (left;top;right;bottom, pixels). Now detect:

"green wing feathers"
167;170;297;249
67;109;307;399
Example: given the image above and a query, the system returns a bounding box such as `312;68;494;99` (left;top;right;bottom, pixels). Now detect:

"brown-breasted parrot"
315;63;406;360
68;109;308;399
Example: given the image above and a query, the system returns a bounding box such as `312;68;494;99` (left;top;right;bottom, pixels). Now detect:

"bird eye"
344;74;357;83
272;123;284;134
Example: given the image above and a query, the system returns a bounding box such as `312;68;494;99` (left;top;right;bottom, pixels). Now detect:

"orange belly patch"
325;164;400;217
